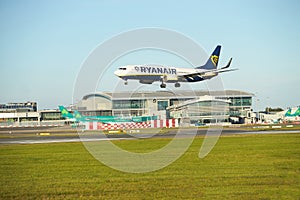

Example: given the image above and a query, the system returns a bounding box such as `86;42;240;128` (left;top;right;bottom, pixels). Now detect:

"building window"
229;97;252;107
41;112;64;120
157;101;168;111
241;97;252;106
113;100;145;109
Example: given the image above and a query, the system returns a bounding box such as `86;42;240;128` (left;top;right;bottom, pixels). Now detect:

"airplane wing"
183;68;238;79
182;58;237;82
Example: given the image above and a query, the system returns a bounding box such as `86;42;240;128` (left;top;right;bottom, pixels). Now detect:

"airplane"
285;107;300;117
59;106;156;123
59;106;132;123
114;45;237;88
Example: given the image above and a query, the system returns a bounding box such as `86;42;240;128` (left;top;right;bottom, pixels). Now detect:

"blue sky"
0;0;299;110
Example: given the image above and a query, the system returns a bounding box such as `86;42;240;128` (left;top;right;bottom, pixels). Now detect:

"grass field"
1;133;300;199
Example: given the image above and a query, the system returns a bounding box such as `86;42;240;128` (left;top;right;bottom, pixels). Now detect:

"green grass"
0;134;300;199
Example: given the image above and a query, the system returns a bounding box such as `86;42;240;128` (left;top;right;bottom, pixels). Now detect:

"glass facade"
80;110;112;116
0;102;37;112
229;97;252;107
112;100;145;109
169;100;230;124
40;112;64;120
229;108;242;117
227;97;252;117
113;110;144;117
157;101;169;111
187;101;229;117
195;101;228;107
170;98;192;106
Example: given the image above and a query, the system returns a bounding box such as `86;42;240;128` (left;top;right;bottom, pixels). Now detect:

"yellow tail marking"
211;55;219;66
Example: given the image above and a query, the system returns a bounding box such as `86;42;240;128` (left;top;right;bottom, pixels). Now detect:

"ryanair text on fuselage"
135;66;177;75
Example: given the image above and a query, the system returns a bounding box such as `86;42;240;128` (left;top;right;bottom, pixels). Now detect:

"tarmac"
0;126;299;145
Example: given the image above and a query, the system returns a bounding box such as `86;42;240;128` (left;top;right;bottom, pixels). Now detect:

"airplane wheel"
175;82;180;87
160;83;166;88
124;81;128;85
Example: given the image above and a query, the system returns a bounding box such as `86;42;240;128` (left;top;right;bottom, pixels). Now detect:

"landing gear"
175;82;180;88
160;76;167;88
160;83;166;88
124;80;128;85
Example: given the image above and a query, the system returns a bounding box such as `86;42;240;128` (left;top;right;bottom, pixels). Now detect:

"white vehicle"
114;45;237;88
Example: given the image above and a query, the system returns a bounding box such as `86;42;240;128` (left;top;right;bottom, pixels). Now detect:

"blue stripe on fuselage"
123;75;162;81
185;76;204;82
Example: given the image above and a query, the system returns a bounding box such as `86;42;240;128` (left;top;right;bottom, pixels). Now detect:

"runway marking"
234;130;300;135
0;137;134;145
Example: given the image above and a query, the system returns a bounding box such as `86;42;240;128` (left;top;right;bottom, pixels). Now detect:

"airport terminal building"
0;90;254;126
75;90;254;125
0;102;39;123
0;102;67;126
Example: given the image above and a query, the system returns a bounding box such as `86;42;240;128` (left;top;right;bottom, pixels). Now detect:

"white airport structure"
0;102;39;123
167;96;231;126
1;91;298;128
75;90;254;125
0;102;65;127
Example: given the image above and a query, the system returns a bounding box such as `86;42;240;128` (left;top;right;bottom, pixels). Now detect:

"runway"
0;137;132;145
0;128;299;145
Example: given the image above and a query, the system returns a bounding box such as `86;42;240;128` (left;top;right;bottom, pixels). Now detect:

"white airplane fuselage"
113;45;235;88
114;65;217;86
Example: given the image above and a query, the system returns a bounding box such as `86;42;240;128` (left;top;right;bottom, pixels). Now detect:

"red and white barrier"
83;119;179;130
150;119;179;128
83;121;151;130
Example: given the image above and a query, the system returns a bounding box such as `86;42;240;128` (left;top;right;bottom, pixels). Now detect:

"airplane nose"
114;70;119;76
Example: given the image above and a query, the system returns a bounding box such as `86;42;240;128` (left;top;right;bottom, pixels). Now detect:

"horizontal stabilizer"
218;68;238;73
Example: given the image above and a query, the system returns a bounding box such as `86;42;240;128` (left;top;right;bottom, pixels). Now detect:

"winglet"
220;58;232;70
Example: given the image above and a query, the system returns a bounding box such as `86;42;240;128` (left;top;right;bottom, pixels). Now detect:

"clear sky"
0;0;299;110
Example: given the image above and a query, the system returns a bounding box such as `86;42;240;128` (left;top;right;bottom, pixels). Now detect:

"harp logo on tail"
211;55;219;66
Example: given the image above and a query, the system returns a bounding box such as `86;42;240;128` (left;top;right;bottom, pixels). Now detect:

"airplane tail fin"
73;110;83;119
59;105;73;118
196;45;221;70
294;107;300;116
284;108;292;117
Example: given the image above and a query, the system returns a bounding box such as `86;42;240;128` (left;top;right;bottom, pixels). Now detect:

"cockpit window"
119;67;127;70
